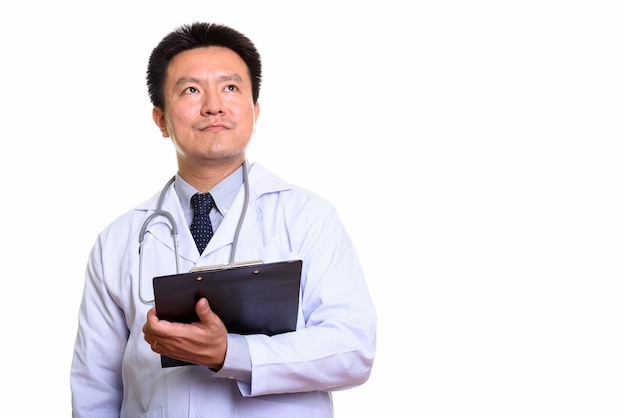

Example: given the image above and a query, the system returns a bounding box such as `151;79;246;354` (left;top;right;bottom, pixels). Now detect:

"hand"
143;298;228;369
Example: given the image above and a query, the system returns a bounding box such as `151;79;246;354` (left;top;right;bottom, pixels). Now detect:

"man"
70;22;376;417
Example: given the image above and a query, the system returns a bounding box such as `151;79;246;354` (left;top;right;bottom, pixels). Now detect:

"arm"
70;237;127;417
239;200;377;396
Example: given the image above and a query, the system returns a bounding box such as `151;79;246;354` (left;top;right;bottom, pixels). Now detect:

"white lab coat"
71;162;377;418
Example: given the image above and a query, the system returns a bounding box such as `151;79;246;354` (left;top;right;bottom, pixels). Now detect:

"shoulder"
247;162;340;235
97;188;163;241
248;162;336;212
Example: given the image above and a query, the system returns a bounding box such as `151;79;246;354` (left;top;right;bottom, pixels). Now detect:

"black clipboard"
152;259;302;367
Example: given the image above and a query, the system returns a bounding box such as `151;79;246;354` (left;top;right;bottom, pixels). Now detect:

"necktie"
190;192;215;254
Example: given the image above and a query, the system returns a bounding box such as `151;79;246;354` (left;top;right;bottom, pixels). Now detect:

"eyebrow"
175;73;244;87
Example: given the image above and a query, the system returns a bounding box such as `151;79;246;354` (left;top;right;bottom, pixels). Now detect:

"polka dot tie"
190;192;215;254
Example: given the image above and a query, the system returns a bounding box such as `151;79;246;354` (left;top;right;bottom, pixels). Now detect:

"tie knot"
191;193;214;216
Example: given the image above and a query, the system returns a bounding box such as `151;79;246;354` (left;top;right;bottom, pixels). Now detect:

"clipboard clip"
189;259;264;273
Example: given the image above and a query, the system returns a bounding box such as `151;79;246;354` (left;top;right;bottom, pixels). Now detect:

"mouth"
198;122;229;132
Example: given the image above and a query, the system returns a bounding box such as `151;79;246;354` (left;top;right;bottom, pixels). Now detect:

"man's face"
153;46;259;169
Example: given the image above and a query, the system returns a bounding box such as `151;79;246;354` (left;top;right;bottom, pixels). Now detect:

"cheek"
168;107;196;128
233;111;254;134
233;104;257;126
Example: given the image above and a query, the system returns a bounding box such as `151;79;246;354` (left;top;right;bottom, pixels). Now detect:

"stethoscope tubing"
137;160;249;304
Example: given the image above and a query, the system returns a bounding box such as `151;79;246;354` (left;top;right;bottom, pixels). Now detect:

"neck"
178;158;245;193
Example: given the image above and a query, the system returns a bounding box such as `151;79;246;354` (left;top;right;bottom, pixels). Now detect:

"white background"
1;1;625;416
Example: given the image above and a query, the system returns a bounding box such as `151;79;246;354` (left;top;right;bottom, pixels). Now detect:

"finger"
146;306;158;322
142;328;158;350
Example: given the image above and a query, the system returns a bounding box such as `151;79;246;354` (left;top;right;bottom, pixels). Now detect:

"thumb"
195;297;213;320
195;298;226;333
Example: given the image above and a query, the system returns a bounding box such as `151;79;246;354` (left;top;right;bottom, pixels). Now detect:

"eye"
183;86;199;94
224;84;238;92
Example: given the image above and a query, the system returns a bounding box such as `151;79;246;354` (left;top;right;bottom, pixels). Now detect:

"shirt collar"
174;166;244;218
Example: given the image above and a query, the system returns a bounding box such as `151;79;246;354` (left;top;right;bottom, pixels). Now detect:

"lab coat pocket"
237;245;301;265
137;407;164;418
233;392;330;417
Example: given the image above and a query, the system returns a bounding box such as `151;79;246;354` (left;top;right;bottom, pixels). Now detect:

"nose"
201;93;224;115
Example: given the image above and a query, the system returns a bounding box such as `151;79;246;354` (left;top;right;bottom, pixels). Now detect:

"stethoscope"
138;160;250;304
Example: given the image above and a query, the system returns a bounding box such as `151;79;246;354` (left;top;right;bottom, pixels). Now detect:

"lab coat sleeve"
70;235;127;417
215;333;252;382
240;197;377;397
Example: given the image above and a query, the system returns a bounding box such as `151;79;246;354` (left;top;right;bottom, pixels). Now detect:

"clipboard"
152;259;302;367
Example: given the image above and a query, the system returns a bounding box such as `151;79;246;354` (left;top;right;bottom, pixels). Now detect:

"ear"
254;101;260;121
152;107;170;138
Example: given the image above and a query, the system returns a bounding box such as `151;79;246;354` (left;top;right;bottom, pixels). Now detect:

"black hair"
146;22;262;108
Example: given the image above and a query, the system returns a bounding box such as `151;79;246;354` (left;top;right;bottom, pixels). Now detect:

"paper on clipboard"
152;259;302;368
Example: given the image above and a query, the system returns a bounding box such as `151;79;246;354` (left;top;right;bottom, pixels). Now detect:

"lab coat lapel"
204;182;251;256
202;163;285;260
142;183;199;264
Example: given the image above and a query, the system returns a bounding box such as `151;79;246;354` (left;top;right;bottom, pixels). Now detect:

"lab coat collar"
135;162;293;264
